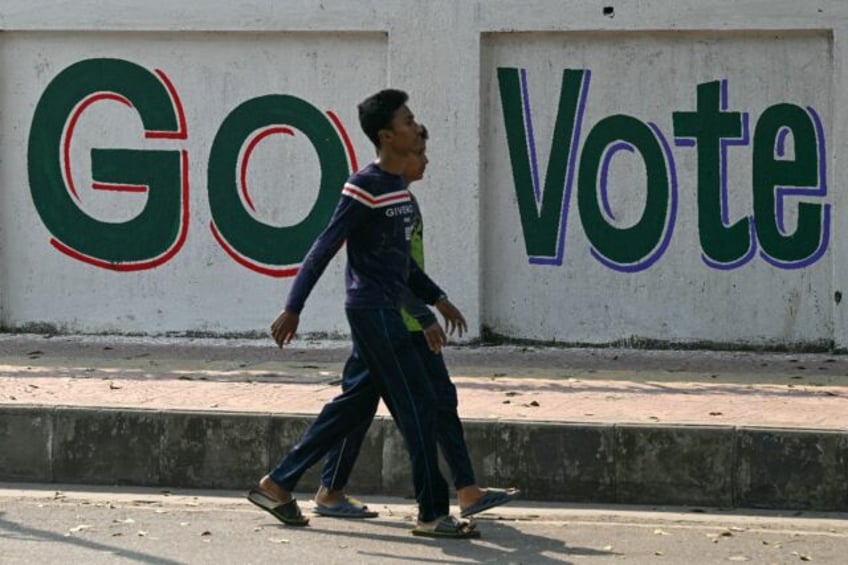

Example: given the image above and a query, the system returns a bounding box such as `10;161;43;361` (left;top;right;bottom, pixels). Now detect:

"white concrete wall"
1;1;846;349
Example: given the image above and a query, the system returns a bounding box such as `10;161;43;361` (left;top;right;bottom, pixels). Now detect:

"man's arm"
407;259;445;305
433;296;467;337
270;309;300;348
399;284;447;354
399;285;438;329
406;261;468;352
271;196;366;348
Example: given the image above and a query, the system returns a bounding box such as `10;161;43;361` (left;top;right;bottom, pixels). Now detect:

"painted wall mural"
14;26;834;345
497;67;829;273
29;58;827;285
28;58;189;271
28;58;359;277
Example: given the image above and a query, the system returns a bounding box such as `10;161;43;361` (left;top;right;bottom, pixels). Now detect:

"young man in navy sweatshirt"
248;89;477;538
314;126;519;520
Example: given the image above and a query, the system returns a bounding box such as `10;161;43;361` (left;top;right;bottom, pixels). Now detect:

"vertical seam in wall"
378;416;390;493
476;30;486;336
157;409;164;487
843;433;848;510
611;423;618;504
829;27;838;348
490;420;496;482
47;407;55;483
264;413;273;476
730;425;738;508
829;26;845;349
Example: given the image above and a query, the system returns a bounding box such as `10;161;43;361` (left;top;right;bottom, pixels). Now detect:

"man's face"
382;104;419;154
405;142;428;183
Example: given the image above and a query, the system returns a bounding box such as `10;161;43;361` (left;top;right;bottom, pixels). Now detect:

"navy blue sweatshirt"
285;162;444;314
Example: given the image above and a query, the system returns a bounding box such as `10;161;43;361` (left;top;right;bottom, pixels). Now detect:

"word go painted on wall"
27;57;358;276
497;68;829;272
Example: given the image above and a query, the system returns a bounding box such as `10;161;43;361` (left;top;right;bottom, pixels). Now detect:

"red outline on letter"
63;93;133;202
239;126;295;212
91;182;148;193
54;68;189;271
146;69;188;139
326;110;358;173
213;111;355;278
209;220;299;278
50;150;190;271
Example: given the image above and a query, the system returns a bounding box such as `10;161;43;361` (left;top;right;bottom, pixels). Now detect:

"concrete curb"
2;404;846;511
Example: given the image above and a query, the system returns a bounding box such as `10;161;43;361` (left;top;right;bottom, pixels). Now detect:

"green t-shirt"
401;194;425;332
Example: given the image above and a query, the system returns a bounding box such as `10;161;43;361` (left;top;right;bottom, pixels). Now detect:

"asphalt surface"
1;483;847;564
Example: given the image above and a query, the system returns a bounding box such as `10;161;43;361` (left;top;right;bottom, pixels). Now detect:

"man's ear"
377;128;393;146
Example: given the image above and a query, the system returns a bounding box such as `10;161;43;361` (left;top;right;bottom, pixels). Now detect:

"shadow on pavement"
0;511;182;565
305;517;614;564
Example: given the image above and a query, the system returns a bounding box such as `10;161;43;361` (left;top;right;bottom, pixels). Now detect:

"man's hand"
435;298;467;337
271;309;299;348
422;322;447;354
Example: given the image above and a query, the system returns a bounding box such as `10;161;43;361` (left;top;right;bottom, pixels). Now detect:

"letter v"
497;68;589;264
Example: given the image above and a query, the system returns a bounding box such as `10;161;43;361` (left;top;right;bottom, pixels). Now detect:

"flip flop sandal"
460;487;521;518
313;496;379;518
412;515;480;539
247;489;310;526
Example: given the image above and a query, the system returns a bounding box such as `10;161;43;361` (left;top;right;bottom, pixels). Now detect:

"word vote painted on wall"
497;68;828;272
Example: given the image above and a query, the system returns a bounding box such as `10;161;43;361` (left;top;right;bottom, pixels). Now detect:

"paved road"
1;483;847;564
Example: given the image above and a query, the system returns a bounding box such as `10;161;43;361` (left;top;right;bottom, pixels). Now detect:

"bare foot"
458;485;519;514
456;485;485;510
259;475;292;503
413;514;479;538
314;485;346;507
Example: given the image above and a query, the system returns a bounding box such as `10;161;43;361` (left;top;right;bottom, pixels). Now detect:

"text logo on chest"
384;204;415;218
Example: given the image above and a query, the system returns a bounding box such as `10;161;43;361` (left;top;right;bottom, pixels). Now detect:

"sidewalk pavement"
1;333;848;511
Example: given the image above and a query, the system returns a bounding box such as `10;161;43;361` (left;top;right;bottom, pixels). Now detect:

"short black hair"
358;89;409;150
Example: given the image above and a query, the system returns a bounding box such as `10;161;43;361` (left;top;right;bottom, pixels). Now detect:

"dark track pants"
321;331;476;491
267;307;448;522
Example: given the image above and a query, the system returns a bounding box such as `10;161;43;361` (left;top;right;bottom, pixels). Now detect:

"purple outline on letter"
700;221;757;270
528;69;592;266
774;126;792;233
776;126;791;160
760;106;830;269
598;142;635;220
719;79;751;226
700;79;756;271
589;122;678;272
519;68;542;203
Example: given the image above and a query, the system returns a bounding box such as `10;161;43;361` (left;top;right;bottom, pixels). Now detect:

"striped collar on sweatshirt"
342;182;411;208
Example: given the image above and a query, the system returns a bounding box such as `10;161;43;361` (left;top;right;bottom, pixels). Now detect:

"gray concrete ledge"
2;405;846;511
